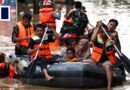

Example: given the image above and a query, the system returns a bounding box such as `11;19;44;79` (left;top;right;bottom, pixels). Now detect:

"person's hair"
80;39;89;46
34;23;46;31
109;19;118;26
74;1;82;9
22;13;32;21
64;39;72;46
66;47;76;54
70;39;77;44
0;52;5;63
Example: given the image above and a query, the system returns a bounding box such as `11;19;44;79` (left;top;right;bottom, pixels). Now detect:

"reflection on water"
0;78;108;90
0;78;23;89
0;1;130;90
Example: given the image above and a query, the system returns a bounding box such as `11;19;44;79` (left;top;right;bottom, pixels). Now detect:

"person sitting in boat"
66;1;89;37
60;38;78;57
107;19;121;51
60;2;89;42
12;13;34;57
91;21;118;90
107;19;125;76
0;52;15;78
60;10;78;44
64;47;79;62
76;39;91;61
28;23;58;81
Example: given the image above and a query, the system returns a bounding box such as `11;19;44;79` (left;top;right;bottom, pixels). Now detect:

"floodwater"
0;1;130;90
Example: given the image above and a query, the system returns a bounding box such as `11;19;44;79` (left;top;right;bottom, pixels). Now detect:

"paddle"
27;26;48;82
101;26;130;74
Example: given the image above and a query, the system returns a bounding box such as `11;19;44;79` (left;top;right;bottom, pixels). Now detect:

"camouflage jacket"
66;9;89;35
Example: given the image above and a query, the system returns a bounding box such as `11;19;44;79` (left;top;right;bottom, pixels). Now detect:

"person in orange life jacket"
39;1;61;52
107;19;125;76
12;13;34;56
0;52;15;78
91;21;118;90
39;0;61;29
28;23;57;81
107;19;121;51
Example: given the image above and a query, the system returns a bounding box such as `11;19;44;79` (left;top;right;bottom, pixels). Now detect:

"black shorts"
99;54;108;63
36;57;48;69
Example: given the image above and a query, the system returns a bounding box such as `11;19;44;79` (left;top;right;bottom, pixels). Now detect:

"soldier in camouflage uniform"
66;1;89;36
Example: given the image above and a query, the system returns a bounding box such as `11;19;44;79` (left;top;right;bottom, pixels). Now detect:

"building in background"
0;0;17;36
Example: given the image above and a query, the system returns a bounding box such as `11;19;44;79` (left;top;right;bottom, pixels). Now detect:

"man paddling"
107;19;125;76
91;21;118;90
28;23;58;81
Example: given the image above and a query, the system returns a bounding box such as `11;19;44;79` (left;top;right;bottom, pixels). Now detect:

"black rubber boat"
16;58;125;88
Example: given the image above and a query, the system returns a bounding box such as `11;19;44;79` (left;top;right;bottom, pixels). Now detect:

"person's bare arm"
91;21;102;42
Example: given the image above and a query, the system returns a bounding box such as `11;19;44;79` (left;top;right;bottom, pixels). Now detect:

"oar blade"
26;61;36;83
120;53;130;74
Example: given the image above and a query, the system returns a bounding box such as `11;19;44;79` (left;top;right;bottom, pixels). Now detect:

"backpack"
72;9;88;35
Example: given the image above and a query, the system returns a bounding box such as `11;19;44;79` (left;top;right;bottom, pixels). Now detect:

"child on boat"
64;47;78;62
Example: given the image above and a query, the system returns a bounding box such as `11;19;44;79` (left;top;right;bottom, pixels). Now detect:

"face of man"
107;22;117;32
22;18;31;28
35;27;44;37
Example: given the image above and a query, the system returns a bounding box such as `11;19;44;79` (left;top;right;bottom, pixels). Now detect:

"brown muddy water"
0;1;130;90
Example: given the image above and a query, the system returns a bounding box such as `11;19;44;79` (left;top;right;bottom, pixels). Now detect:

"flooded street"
0;0;130;90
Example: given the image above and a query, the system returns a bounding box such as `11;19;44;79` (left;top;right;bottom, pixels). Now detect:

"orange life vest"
0;63;15;78
64;18;72;24
39;8;59;52
31;36;52;60
91;34;117;64
16;21;34;47
39;7;56;28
